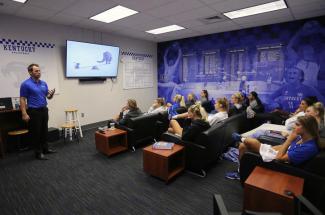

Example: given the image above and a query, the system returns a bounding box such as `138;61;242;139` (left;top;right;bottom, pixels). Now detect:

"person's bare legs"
239;137;262;160
169;119;183;136
272;145;283;151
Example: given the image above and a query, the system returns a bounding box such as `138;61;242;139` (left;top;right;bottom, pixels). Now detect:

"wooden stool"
64;108;83;138
7;129;29;152
61;123;79;143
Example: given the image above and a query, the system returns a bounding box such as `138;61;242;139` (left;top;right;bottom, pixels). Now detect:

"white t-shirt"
208;111;228;126
285;111;305;131
147;106;167;114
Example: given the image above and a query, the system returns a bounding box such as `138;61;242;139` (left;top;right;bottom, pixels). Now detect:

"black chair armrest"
160;132;183;145
116;124;133;133
184;140;206;150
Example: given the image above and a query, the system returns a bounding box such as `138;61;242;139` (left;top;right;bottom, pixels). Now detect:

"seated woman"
168;104;210;142
284;97;315;131
306;102;325;129
167;94;186;117
200;89;214;113
280;101;325;138
147;97;167;114
246;91;264;119
207;97;229;126
228;92;246;117
255;96;316;126
227;115;320;180
185;92;197;109
114;99;142;125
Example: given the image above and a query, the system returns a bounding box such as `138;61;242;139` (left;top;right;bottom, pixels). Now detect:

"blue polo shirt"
287;138;319;166
20;77;48;108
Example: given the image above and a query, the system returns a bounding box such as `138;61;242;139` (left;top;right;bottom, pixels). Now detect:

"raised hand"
47;88;55;99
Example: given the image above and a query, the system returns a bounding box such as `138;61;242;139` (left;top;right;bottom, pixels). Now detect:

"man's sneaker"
232;132;242;142
225;171;240;180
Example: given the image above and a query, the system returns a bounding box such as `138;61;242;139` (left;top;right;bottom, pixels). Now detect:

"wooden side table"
244;166;304;215
95;128;128;156
143;144;185;183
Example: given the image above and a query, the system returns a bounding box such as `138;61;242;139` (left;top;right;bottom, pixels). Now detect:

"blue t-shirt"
20;77;48;108
168;102;180;117
287;138;319;166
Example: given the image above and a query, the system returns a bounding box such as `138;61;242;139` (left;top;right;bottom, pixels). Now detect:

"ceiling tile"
190;20;239;32
0;0;23;15
292;9;325;20
112;0;174;11
29;0;78;11
14;4;57;21
47;13;84;26
136;19;172;31
211;0;275;13
290;2;325;16
179;19;207;28
238;16;294;29
145;0;205;18
62;0;117;18
164;6;220;23
198;0;227;5
72;18;108;31
110;13;157;27
286;0;325;7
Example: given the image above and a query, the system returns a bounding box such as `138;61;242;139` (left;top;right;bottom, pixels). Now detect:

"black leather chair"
116;113;162;151
213;193;322;215
239;151;325;214
161;113;252;177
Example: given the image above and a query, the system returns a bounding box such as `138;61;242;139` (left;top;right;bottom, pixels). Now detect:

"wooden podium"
244;166;304;215
95;128;128;157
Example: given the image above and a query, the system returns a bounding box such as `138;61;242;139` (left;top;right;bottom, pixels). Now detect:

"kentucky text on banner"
0;38;60;97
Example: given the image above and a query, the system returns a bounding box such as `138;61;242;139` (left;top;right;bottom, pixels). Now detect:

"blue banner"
158;16;325;112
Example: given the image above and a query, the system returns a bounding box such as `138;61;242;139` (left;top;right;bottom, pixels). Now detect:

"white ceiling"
0;0;325;42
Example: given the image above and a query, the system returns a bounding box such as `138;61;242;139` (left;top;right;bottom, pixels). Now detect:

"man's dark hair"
27;63;39;72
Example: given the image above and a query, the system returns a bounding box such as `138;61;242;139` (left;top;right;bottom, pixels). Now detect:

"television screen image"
66;40;120;78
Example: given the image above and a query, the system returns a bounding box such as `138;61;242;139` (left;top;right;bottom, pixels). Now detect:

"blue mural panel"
157;16;325;112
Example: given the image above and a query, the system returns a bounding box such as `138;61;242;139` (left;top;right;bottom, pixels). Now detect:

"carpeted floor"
0;128;243;215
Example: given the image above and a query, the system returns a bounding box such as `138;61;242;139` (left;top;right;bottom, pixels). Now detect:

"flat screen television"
66;40;120;78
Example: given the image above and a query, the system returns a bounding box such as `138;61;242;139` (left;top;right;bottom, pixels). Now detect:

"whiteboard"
122;52;154;89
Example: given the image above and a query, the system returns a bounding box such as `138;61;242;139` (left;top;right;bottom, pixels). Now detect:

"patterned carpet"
0;128;242;215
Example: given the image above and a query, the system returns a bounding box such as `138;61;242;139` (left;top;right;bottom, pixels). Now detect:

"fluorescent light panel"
146;25;185;35
223;0;287;19
12;0;28;3
90;5;138;24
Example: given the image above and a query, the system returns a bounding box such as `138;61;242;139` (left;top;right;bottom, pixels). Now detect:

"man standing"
20;63;56;160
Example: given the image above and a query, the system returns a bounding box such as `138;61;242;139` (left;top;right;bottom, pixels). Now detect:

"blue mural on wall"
158;16;325;112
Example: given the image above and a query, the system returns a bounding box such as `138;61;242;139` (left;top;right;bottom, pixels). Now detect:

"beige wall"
0;14;157;127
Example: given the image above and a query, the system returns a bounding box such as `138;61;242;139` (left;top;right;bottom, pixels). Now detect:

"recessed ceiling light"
12;0;28;3
146;25;185;35
223;0;287;19
90;5;138;24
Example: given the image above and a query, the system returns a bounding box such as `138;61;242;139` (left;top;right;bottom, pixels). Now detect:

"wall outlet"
81;113;85;117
